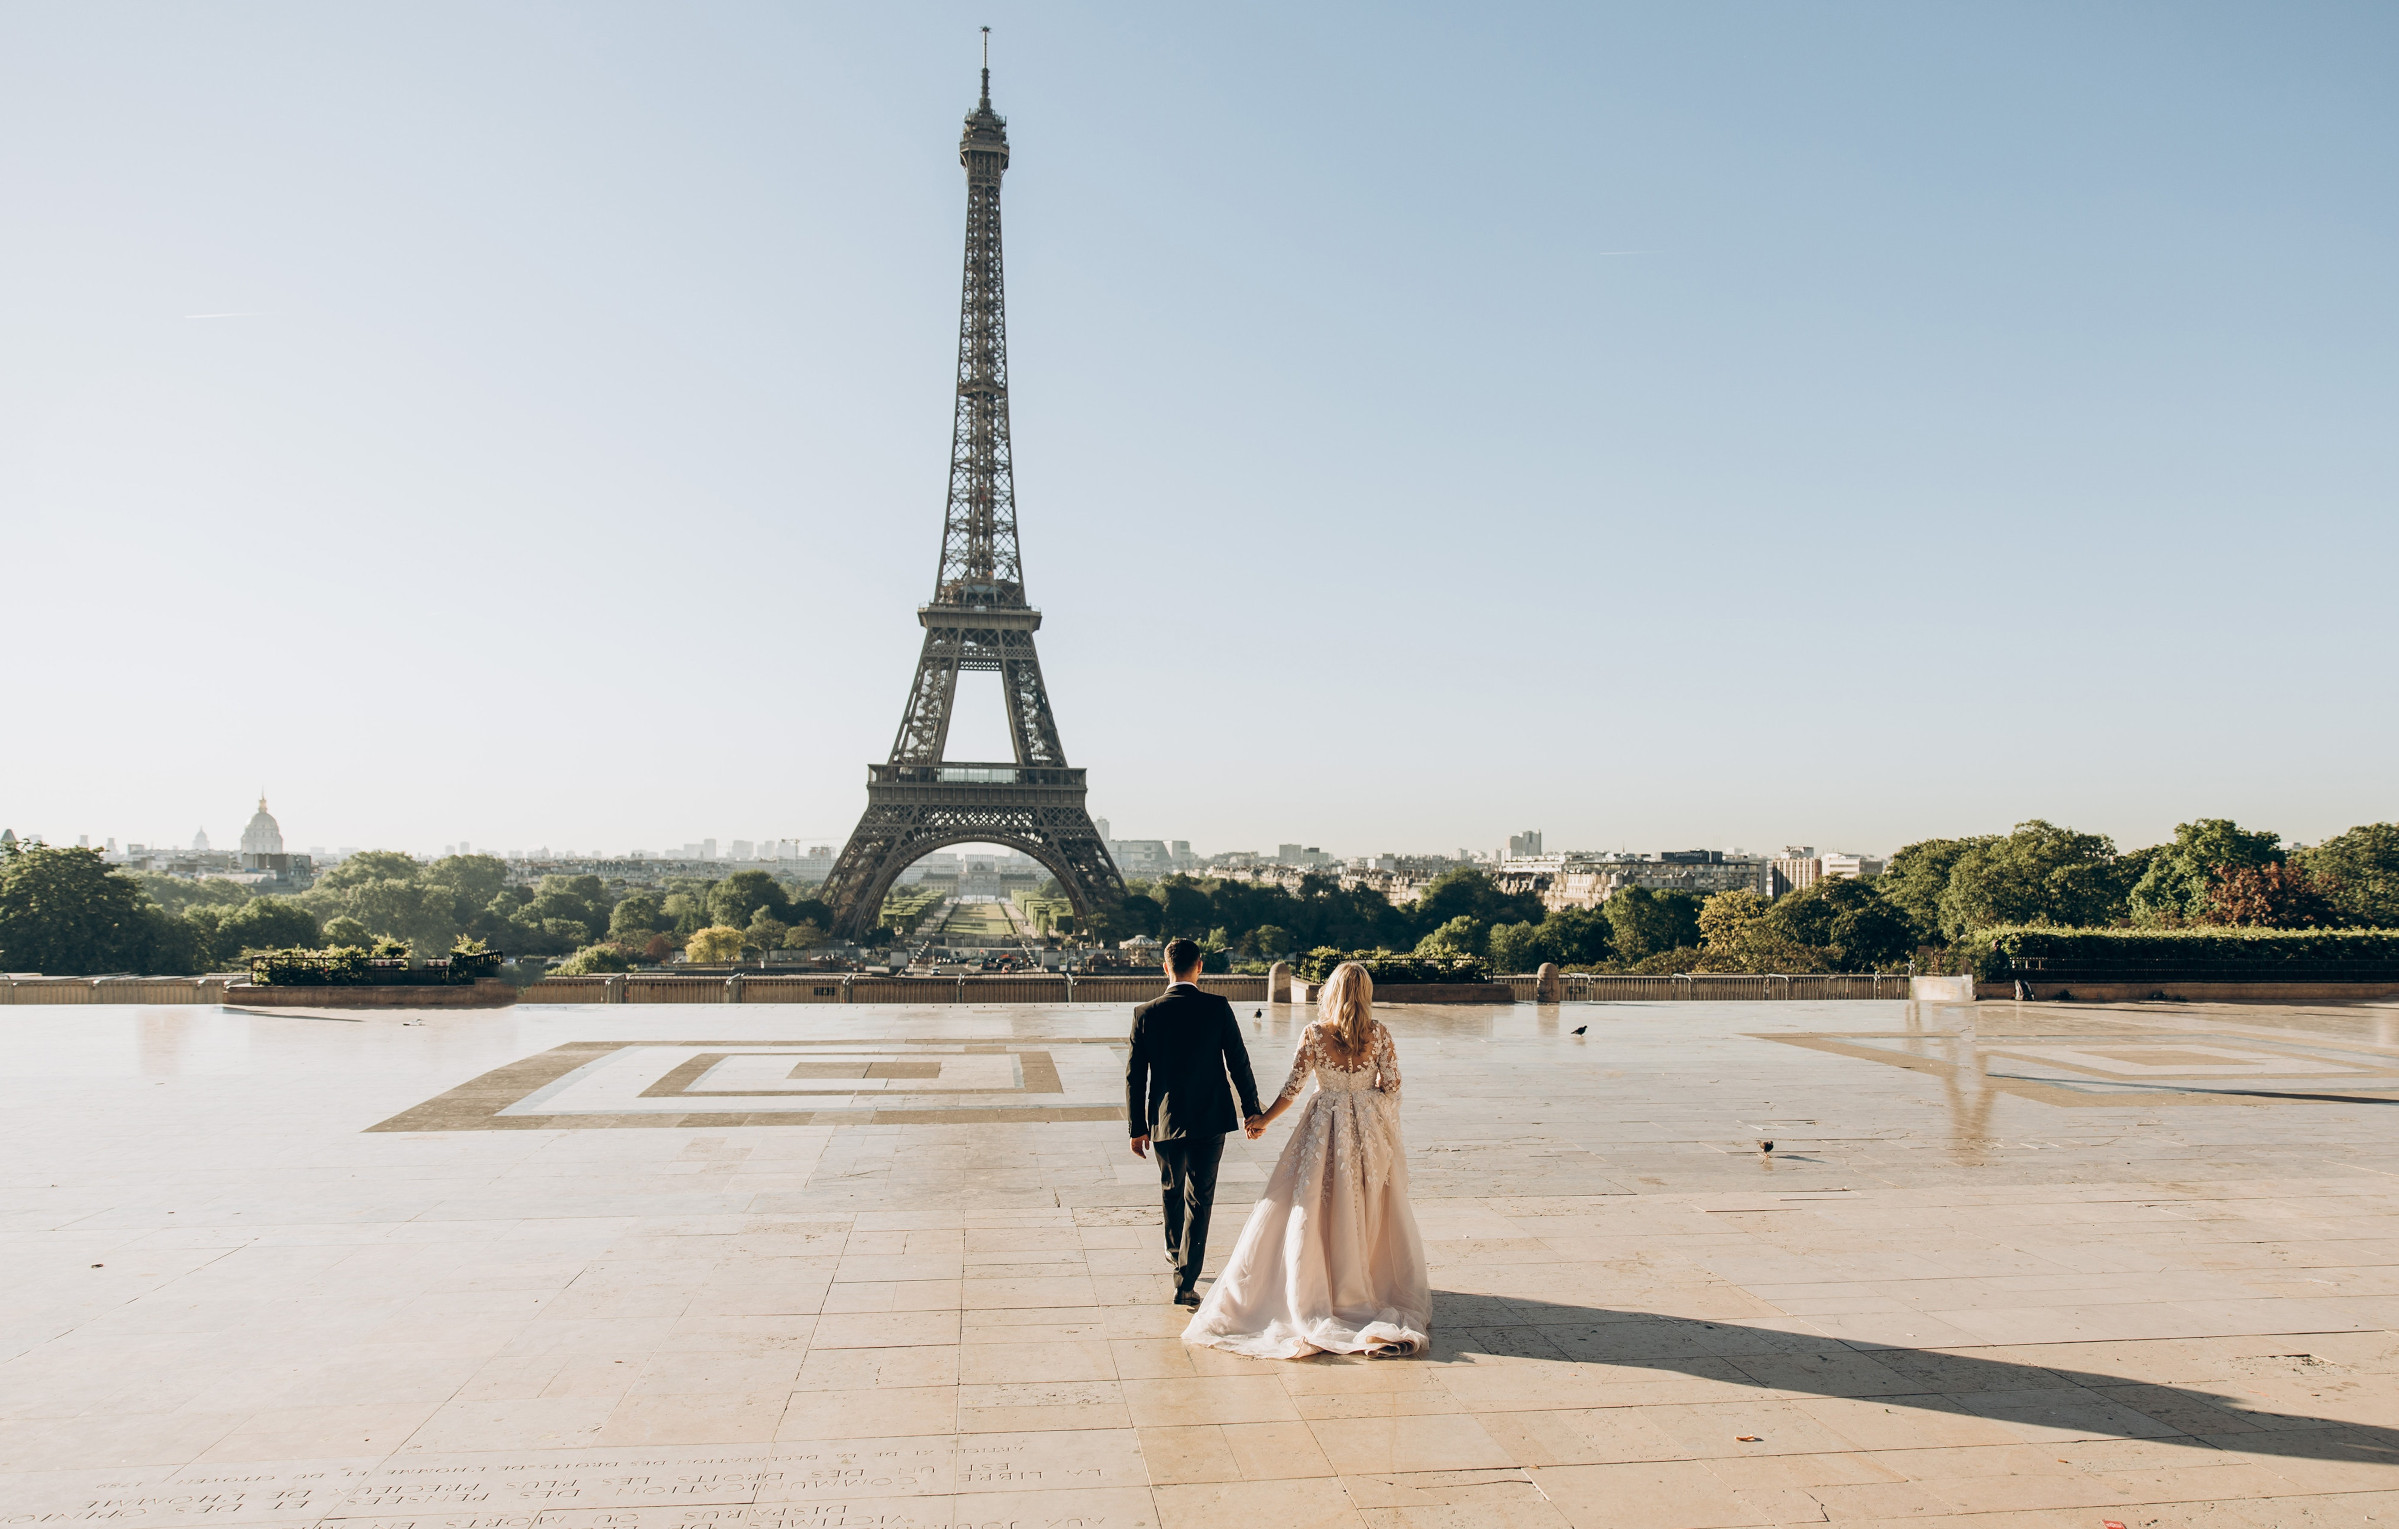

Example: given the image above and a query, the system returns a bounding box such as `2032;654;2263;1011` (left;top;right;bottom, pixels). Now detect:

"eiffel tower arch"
821;53;1123;944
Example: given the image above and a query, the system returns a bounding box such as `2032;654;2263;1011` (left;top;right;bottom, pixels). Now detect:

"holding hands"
1243;1115;1267;1140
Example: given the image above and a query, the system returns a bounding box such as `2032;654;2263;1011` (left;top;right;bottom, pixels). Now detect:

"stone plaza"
2;994;2395;1527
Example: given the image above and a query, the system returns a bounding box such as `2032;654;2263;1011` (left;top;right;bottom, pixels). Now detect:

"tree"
1604;887;1701;964
2204;862;2341;928
747;912;792;952
0;843;182;974
1699;888;1768;951
322;915;372;948
782;919;827;951
313;850;423;895
1767;879;1913;971
1245;924;1294;959
786;896;835;934
343;878;464;953
1415;914;1486;959
661;892;707;937
1533;905;1613;967
1486;921;1542;973
2131;819;2283;925
520;876;611;947
203;897;321;965
128;871;252;916
2303;824;2399;927
1152;876;1215;937
555;943;640;975
686;925;746;963
1690;888;1825;974
708;871;791;931
424;854;510;908
1408;869;1547;940
609;892;664;941
1090;893;1162;943
1878;838;1988;943
1936;821;2128;937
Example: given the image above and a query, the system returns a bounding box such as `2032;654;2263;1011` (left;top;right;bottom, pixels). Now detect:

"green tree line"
1066;817;2399;977
0;842;835;977
6;819;2396;977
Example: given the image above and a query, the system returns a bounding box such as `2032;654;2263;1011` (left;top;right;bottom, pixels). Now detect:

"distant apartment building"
1763;848;1885;898
1108;839;1175;877
1505;829;1543;859
1540;850;1768;912
787;844;837;881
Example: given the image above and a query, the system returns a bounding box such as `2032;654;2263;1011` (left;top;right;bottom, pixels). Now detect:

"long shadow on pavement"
1418;1292;2396;1469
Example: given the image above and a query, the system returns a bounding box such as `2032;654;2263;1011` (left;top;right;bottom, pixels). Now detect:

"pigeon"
1254;1010;1262;1018
1571;1025;1588;1035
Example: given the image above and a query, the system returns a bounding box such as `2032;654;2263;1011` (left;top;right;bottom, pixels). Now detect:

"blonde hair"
1316;961;1376;1062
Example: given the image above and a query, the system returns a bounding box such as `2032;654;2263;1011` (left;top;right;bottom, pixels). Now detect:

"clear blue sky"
4;2;2393;860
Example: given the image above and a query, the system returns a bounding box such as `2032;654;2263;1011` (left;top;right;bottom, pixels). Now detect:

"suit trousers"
1151;1133;1225;1294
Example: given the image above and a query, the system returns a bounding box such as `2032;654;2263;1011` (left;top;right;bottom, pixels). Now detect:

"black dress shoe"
1173;1287;1201;1308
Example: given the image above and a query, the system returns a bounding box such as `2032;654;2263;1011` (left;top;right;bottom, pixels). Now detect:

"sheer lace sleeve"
1373;1023;1401;1094
1276;1026;1319;1104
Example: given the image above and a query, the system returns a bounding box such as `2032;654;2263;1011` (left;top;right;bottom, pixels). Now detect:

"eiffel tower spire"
820;51;1122;945
935;27;1019;613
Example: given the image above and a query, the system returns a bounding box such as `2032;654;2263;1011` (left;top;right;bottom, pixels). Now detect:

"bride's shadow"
1410;1291;2396;1469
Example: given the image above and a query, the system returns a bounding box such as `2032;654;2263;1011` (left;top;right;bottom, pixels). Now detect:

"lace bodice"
1276;1021;1401;1102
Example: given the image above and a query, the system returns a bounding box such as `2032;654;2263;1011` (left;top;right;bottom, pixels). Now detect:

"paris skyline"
4;4;2393;858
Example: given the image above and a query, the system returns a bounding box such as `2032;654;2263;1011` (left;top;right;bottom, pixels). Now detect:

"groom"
1126;937;1264;1306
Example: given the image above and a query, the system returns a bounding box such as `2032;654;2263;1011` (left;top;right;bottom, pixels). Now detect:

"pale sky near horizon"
3;2;2394;862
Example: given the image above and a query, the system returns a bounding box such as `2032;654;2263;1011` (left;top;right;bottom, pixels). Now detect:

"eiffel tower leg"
998;628;1065;767
889;626;965;765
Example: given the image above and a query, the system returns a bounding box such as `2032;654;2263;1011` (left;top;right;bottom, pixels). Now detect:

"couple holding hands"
1124;938;1430;1359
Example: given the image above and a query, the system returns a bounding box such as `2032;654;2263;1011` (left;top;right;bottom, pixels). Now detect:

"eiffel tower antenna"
820;54;1123;944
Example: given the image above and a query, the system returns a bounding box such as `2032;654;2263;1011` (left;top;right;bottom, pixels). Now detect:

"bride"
1182;961;1431;1358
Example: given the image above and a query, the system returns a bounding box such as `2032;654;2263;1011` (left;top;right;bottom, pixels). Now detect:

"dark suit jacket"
1125;983;1261;1142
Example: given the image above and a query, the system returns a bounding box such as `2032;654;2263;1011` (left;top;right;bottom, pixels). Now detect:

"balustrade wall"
0;971;1913;1005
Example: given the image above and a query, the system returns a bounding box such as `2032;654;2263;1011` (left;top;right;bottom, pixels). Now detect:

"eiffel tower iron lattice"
820;58;1123;944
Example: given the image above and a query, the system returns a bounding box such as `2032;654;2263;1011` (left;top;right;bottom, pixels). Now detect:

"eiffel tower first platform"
819;55;1123;944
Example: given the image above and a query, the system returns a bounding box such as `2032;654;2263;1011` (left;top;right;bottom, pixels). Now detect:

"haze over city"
5;2;2394;858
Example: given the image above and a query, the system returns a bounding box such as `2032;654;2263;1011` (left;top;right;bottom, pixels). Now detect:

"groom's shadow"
1411;1291;2396;1469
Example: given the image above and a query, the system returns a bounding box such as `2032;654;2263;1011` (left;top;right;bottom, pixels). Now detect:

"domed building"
236;794;313;889
240;796;284;856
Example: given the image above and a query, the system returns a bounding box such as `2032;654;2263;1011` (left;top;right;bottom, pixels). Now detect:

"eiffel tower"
820;50;1123;944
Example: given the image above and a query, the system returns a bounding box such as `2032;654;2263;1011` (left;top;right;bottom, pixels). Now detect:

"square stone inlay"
368;1038;1124;1132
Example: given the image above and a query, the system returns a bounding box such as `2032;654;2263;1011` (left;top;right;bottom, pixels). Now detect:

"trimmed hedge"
1958;926;2399;981
250;936;503;987
1296;948;1491;985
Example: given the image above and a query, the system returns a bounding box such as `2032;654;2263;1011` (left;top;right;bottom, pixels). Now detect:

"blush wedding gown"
1181;1020;1431;1358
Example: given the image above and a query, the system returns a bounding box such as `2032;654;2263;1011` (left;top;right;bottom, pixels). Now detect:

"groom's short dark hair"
1164;937;1202;975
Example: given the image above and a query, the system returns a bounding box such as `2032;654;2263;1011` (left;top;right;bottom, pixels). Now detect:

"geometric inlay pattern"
369;1038;1129;1132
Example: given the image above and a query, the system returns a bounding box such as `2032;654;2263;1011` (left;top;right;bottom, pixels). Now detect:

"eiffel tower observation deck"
820;46;1123;944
